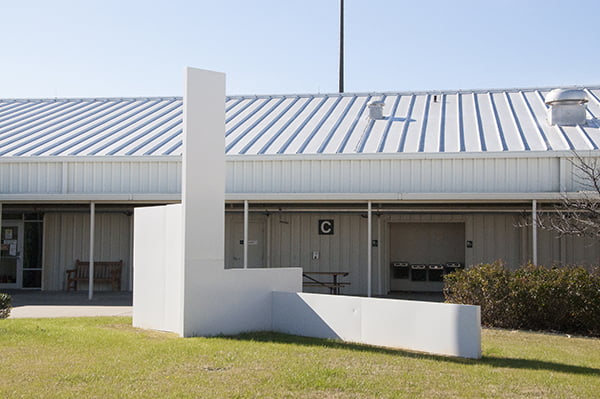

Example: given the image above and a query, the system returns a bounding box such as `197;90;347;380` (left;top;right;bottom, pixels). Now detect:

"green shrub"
444;263;600;337
0;293;11;319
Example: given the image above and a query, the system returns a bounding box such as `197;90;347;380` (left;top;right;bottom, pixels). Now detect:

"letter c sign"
318;219;334;235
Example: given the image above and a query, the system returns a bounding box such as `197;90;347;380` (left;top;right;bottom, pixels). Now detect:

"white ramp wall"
272;292;481;359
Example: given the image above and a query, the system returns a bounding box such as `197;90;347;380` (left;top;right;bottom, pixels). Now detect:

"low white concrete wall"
182;267;302;336
272;292;481;359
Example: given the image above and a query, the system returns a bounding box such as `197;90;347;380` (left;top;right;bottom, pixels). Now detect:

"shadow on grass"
221;331;600;377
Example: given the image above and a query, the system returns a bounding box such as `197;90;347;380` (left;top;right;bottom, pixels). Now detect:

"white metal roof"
1;86;600;157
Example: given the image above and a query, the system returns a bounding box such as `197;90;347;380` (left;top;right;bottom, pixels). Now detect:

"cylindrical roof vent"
545;88;588;126
368;101;385;120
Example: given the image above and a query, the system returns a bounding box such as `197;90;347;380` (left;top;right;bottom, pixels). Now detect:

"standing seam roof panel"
0;101;112;156
88;100;179;155
2;86;600;157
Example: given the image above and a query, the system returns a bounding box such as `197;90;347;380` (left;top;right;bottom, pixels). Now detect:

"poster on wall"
4;240;17;256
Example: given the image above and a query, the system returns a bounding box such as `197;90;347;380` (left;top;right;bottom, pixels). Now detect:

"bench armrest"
65;269;76;277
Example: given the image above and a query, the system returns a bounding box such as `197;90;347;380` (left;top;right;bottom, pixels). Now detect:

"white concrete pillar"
367;201;372;297
89;202;95;300
532;200;538;266
244;200;249;269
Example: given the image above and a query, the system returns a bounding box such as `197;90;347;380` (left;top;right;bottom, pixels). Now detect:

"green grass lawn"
1;317;599;398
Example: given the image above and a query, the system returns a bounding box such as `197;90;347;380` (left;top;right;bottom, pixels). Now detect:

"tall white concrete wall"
133;67;302;337
273;292;481;359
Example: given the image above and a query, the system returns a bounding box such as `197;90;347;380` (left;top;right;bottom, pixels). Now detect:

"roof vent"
368;101;385;120
545;88;588;126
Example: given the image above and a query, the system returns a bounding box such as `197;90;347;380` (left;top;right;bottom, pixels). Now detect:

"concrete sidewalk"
3;290;132;319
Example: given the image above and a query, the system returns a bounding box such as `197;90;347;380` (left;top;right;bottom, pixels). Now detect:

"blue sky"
1;0;598;98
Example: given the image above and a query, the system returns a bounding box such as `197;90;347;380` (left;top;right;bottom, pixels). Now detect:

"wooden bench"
302;271;350;295
66;260;123;291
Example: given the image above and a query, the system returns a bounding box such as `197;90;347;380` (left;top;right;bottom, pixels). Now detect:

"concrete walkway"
4;290;132;318
2;290;443;319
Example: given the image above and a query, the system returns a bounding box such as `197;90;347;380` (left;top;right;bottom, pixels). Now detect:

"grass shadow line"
221;331;600;377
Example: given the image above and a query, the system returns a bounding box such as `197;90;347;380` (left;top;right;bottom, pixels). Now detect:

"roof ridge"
3;84;600;102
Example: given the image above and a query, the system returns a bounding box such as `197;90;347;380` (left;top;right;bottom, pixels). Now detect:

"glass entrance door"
0;222;24;289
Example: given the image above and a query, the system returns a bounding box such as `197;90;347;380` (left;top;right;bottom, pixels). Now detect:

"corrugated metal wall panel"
227;157;560;194
467;214;523;268
564;235;600;266
0;159;181;195
266;212;368;295
42;212;131;290
537;229;562;266
1;154;585;197
0;162;62;193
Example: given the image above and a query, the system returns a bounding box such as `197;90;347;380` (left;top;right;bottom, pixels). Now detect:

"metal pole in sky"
339;0;344;93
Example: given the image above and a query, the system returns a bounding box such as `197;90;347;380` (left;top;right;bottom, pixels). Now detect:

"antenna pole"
339;0;344;93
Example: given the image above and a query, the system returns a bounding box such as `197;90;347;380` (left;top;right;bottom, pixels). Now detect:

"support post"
129;212;134;291
266;213;271;268
377;212;382;296
532;200;538;266
244;200;249;269
89;202;95;300
367;201;372;297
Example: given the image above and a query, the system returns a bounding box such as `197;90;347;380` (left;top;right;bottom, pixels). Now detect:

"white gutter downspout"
532;200;538;266
88;202;95;300
244;200;249;269
367;201;372;297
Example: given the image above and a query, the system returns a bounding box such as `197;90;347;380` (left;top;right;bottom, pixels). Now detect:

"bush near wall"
444;262;600;337
0;293;11;319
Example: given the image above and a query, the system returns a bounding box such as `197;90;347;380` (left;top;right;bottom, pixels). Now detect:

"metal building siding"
267;212;369;296
564;235;600;265
0;161;62;193
0;153;587;198
226;156;560;194
1;158;181;196
42;212;132;290
466;214;523;268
